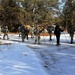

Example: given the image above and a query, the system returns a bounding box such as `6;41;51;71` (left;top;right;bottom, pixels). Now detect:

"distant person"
18;26;21;37
20;25;25;42
3;26;9;40
47;25;54;41
30;25;34;38
54;25;63;46
34;26;44;45
68;26;74;44
24;27;29;40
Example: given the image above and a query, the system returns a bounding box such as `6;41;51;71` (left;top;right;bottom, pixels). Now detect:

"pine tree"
63;0;75;43
0;0;26;32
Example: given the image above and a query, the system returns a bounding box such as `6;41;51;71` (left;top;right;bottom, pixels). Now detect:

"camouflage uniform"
24;27;29;40
30;26;34;38
68;27;74;44
47;25;54;41
3;26;9;40
20;25;25;42
34;26;44;44
18;26;21;37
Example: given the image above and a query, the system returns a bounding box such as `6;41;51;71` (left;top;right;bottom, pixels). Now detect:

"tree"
63;0;75;43
0;0;26;32
21;0;59;26
0;0;60;31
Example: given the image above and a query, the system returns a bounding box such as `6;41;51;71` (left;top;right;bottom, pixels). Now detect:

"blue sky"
59;0;65;10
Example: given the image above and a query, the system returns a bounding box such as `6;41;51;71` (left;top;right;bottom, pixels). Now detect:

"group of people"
18;25;44;44
18;24;63;46
0;24;63;46
46;24;63;46
18;25;29;42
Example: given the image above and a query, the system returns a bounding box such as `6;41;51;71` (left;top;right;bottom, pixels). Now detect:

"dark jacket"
24;27;29;35
54;25;63;36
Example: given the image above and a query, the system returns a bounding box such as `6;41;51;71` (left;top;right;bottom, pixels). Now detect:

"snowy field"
0;32;75;75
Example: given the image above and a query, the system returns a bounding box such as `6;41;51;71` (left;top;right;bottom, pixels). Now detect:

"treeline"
0;0;75;32
0;0;60;32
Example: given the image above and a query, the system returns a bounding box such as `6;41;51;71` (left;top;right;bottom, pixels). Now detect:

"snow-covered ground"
0;32;75;75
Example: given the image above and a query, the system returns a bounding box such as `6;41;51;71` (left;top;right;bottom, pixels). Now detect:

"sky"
59;0;65;10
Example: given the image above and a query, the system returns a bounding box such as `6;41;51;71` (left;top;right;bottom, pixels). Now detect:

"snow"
0;32;75;75
0;44;47;75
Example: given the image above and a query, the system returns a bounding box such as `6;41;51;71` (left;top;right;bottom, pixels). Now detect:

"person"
34;26;44;45
3;26;9;40
0;26;2;35
54;25;63;46
19;25;25;42
47;25;54;41
24;27;29;40
30;25;34;38
18;26;21;37
68;26;74;44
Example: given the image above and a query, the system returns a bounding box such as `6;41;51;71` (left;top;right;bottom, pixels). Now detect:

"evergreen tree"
21;0;59;25
63;0;75;43
0;0;25;32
